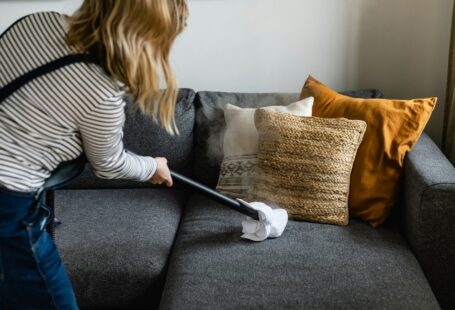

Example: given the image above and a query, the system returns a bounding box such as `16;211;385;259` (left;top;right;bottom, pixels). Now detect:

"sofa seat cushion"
159;194;440;310
54;188;187;308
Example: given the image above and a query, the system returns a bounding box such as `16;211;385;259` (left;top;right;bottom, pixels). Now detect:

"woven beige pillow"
249;109;367;226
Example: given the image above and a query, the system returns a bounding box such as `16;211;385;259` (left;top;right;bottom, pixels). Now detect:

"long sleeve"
78;96;157;182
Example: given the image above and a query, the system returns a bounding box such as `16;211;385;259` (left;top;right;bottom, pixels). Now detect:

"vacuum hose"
170;170;260;220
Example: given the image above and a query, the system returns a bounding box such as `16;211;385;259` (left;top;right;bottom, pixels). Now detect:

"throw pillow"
249;109;367;226
216;97;313;198
300;76;436;227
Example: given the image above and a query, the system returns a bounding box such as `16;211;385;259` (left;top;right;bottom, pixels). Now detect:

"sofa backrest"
193;89;383;188
65;88;196;189
65;87;382;190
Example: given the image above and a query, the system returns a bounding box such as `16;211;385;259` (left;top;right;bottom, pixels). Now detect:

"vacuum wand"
170;170;260;220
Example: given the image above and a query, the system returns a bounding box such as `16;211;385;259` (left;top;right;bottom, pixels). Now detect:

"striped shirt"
0;11;157;192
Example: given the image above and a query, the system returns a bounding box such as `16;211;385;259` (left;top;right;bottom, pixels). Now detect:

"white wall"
1;0;453;145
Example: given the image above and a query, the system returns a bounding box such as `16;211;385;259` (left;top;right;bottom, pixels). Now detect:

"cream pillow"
216;97;313;198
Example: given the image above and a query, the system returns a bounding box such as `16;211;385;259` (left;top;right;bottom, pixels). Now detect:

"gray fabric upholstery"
65;88;196;189
54;188;187;308
160;194;439;310
339;88;383;99
193;89;383;187
403;132;455;309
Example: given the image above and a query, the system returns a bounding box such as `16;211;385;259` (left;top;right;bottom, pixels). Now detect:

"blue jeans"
0;187;78;309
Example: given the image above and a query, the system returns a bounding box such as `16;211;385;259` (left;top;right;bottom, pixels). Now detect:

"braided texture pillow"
250;109;366;226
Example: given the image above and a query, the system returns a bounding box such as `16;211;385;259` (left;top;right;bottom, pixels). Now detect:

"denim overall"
0;55;94;309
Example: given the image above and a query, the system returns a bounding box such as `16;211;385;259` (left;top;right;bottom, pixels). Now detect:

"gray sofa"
53;89;455;309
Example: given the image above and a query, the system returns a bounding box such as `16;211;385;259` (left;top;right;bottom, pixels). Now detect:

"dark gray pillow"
193;89;383;188
65;88;196;189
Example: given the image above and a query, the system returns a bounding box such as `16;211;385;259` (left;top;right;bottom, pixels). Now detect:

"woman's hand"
148;157;173;187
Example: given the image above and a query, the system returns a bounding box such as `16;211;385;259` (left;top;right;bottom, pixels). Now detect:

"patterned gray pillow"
217;155;257;198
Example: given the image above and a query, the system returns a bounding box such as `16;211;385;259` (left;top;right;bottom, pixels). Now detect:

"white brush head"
237;199;288;242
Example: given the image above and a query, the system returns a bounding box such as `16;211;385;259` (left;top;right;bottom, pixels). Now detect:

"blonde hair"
66;0;188;135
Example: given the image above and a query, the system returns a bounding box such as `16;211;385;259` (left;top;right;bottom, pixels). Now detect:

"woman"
0;0;188;308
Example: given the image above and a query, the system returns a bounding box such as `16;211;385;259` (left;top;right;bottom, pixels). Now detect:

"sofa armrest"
403;132;455;309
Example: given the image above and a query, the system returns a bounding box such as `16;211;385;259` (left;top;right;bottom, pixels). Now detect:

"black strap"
1;54;97;102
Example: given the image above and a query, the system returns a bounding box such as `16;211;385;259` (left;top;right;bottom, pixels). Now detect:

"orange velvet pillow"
300;76;436;227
